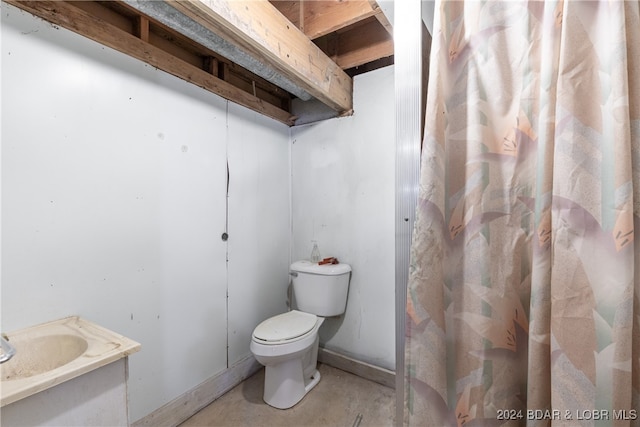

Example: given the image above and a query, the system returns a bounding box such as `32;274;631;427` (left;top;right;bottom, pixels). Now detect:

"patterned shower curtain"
405;1;639;426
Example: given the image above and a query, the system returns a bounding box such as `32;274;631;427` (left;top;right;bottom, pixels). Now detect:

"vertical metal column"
394;0;422;425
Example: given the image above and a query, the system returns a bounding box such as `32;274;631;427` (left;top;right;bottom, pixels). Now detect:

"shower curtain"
405;1;639;426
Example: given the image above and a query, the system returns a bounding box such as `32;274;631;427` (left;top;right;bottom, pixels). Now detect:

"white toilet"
250;260;351;409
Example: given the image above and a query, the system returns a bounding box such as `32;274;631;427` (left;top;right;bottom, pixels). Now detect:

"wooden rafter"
332;17;393;69
299;1;378;40
171;0;353;114
6;0;395;125
270;0;385;40
368;0;392;36
270;1;393;73
5;0;296;125
313;16;393;71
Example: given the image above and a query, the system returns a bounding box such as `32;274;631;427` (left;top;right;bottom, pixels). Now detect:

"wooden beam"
135;16;149;42
5;1;296;125
269;1;300;28
369;0;393;36
270;1;384;40
301;1;378;40
172;0;352;113
204;56;219;75
70;0;134;33
298;0;305;33
331;18;393;70
147;27;203;68
269;1;393;70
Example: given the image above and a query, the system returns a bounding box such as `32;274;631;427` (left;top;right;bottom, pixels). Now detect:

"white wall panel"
290;66;396;370
227;104;291;365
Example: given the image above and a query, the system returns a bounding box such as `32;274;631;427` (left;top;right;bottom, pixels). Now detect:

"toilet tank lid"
290;260;351;276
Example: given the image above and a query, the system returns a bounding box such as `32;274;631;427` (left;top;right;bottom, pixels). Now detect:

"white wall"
291;66;396;370
1;3;290;422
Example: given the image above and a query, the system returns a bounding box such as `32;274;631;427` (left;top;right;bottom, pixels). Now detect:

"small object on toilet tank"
310;241;321;262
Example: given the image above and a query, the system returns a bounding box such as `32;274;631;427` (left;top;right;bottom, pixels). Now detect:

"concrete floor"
180;363;395;427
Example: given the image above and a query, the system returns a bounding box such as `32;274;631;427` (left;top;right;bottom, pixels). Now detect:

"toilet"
250;260;351;409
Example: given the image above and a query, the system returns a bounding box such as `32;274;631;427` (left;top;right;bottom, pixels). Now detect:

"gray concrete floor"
180;363;395;427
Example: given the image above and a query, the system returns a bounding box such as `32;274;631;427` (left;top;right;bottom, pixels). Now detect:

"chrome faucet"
1;333;16;363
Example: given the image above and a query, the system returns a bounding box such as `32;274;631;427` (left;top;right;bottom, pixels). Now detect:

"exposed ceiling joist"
5;0;296;124
168;0;353;114
271;0;390;40
312;20;392;71
277;0;376;40
6;0;394;126
121;0;317;104
272;1;392;77
368;0;393;36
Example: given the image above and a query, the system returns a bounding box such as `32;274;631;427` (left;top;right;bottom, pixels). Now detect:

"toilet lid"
253;310;318;343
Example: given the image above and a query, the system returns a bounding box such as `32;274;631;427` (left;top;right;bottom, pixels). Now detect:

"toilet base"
263;359;321;409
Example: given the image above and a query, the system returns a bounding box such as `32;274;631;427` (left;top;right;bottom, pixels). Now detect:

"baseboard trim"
318;347;396;389
132;355;261;427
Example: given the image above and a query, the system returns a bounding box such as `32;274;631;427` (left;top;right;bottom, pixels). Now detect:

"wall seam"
225;101;230;367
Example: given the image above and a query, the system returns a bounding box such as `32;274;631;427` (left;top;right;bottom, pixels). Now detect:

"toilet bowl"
250;261;351;409
250;310;324;409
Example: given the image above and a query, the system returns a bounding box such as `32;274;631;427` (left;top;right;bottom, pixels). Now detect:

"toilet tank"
290;261;352;317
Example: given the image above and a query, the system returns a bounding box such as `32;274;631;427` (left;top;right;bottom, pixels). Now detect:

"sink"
1;334;88;381
0;316;141;407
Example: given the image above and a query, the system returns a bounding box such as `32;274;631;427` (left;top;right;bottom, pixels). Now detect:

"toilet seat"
252;310;318;344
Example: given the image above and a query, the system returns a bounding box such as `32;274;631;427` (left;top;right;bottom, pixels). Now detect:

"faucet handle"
0;333;17;363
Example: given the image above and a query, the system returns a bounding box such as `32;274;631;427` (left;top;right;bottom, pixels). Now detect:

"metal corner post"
394;0;422;425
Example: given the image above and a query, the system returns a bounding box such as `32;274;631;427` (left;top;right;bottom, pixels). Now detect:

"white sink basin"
1;334;88;381
0;317;140;407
